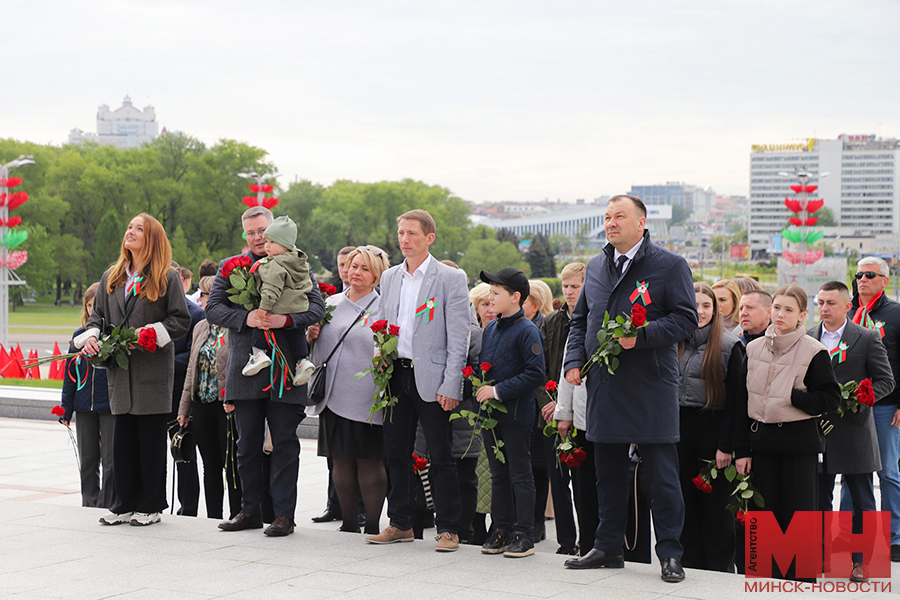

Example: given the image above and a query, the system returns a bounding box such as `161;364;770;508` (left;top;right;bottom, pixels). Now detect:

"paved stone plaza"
1;416;898;599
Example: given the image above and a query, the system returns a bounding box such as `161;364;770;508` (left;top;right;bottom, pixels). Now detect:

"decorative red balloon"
262;197;279;209
7;192;28;210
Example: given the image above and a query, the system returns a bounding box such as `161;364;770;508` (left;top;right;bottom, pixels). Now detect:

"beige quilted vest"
746;324;826;424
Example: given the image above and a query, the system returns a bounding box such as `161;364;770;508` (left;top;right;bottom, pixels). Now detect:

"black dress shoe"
564;548;625;569
660;557;685;583
892;544;900;562
218;512;263;531
556;546;579;556
311;509;342;523
265;516;295;537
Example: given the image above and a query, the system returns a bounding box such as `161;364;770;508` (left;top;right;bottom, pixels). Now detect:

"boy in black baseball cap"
475;268;545;558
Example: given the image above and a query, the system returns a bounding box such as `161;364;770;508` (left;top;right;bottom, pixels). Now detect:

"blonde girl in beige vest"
734;285;840;580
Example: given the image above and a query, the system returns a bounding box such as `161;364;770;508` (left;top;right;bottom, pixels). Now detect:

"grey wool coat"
808;319;894;474
77;268;191;416
205;251;325;405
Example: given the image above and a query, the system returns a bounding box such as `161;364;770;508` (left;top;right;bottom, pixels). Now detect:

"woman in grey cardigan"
306;245;390;535
77;214;191;527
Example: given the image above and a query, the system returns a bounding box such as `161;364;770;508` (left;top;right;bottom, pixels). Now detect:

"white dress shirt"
614;235;645;276
819;318;847;353
396;254;433;359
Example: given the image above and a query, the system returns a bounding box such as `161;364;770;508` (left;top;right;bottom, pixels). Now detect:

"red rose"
51;405;66;417
388;324;400;337
735;510;747;525
222;256;252;279
572;448;587;461
370;320;388;334
480;362;492;374
462;366;475;378
138;327;158;353
701;481;713;494
318;283;338;297
545;380;558;392
691;474;706;491
412;453;428;472
559;451;570;463
857;378;876;407
219;388;226;397
631;304;647;328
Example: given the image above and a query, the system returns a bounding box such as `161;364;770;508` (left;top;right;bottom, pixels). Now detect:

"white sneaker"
130;512;161;526
99;512;133;525
242;348;272;376
293;358;316;386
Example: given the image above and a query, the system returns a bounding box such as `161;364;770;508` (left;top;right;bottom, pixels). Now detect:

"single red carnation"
138;327;158;353
572;448;587;461
631;304;647;328
545;380;558;392
388;324;400;337
480;362;492;373
318;283;338;297
370;320;388;334
51;405;66;417
462;366;475;378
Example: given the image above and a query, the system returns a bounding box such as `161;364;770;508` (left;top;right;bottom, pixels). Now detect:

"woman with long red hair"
76;214;191;527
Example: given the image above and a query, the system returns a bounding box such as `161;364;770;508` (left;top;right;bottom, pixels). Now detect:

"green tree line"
2;133;562;299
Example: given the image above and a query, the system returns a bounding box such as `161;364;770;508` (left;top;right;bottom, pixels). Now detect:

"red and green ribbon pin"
126;275;143;297
829;341;848;363
629;281;651;306
416;298;437;323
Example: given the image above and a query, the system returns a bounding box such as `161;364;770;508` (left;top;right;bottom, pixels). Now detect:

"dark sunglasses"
855;271;886;280
357;245;384;256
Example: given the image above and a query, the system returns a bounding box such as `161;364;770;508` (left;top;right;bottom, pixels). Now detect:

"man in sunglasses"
843;256;900;561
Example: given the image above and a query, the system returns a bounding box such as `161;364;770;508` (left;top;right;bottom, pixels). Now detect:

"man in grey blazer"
810;281;894;580
364;209;470;552
206;206;325;537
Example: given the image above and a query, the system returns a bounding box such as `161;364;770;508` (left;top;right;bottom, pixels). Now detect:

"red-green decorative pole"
0;155;34;348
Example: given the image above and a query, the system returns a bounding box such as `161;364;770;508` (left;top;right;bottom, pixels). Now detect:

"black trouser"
232;398;303;520
752;450;818;581
74;411;116;509
192;400;242;520
486;401;535;537
170;393;199;516
677;407;735;572
594;442;684;561
569;432;599;555
382;362;461;533
538;432;577;548
110;413;169;515
820;471;876;565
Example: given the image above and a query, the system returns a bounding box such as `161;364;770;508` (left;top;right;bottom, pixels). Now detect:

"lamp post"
0;155;35;348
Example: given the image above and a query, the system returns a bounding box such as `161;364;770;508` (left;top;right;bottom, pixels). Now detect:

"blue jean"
841;404;900;544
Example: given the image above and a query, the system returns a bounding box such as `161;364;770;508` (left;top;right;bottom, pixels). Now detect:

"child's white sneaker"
130;512;161;526
242;347;271;376
293;358;316;386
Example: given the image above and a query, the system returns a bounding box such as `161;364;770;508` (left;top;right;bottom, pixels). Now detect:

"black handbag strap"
320;296;376;365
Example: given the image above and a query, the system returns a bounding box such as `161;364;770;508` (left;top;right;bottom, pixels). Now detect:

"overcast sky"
3;0;898;203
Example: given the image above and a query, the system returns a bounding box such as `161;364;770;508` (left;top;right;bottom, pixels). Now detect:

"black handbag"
170;425;196;464
306;297;375;407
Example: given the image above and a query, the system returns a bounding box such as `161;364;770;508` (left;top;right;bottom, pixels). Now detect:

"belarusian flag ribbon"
864;314;886;339
629;281;651;306
829;341;848;363
126;275;143;297
358;311;372;327
416;298;437;322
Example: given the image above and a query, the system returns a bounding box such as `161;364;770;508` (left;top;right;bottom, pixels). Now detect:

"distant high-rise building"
68;96;158;149
628;182;716;215
748;135;900;254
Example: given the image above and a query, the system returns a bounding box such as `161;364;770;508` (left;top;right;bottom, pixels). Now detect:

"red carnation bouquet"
581;304;648;376
836;378;877;417
355;320;401;421
451;362;508;463
221;256;259;311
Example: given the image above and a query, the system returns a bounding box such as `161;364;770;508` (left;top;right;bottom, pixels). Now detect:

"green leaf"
353;371;368;381
709;467;718;479
741;490;754;499
382;337;398;355
752;493;765;508
725;465;737;482
482;418;498;429
230;273;246;290
449;414;460;421
115;353;129;370
493;403;508;414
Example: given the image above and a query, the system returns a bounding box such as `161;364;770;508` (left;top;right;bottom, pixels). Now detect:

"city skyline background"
3;0;899;203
